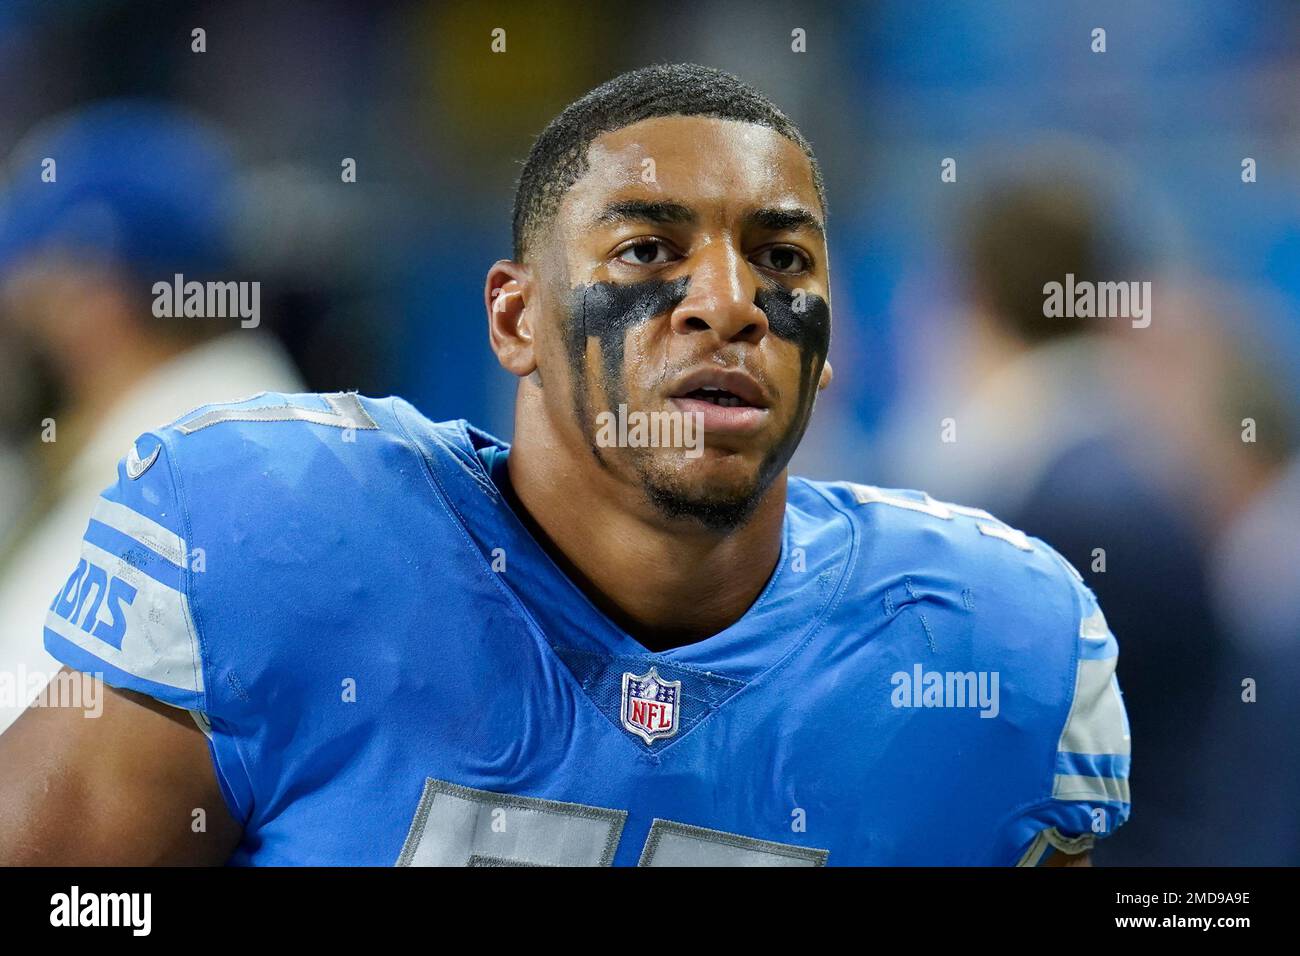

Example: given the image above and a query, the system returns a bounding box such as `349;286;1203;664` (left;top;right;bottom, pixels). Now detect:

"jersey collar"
409;417;856;683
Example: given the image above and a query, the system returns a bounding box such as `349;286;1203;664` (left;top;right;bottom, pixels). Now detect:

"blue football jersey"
44;391;1131;865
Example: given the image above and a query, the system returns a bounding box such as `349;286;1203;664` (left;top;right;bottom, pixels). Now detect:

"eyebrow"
746;206;825;238
591;199;825;239
594;200;697;227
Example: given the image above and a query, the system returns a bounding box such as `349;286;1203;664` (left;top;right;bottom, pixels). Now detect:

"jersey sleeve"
43;430;208;712
1012;562;1133;865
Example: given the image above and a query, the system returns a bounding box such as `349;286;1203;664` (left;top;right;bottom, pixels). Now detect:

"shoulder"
792;477;1088;634
42;391;473;708
145;390;479;508
157;390;426;464
144;391;491;603
794;478;1131;861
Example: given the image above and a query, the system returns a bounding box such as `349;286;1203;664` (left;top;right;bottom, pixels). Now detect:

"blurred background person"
1124;280;1300;864
1202;441;1300;864
0;101;303;732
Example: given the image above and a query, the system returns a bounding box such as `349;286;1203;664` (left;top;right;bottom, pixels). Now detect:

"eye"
752;245;809;275
614;239;678;266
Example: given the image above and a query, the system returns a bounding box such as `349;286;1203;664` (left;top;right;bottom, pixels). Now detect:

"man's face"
532;115;831;529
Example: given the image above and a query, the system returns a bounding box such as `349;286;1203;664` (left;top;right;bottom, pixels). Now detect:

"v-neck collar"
406;416;855;683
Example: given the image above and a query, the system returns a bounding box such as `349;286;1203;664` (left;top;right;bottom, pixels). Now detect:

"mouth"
668;368;769;408
667;368;771;436
677;387;750;408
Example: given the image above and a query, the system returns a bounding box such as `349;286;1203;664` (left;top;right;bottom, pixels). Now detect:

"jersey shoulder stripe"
43;432;205;709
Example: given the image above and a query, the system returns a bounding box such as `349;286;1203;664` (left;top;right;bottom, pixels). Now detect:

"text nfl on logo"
620;667;681;744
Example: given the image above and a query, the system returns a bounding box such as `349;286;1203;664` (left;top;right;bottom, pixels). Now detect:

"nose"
668;242;768;345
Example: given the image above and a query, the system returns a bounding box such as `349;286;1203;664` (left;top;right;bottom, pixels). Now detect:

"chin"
653;442;764;484
633;448;771;531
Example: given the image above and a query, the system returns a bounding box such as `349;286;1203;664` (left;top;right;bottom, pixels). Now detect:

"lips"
666;367;771;436
667;368;770;409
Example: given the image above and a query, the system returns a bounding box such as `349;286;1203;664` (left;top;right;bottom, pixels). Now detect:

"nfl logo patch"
621;667;681;744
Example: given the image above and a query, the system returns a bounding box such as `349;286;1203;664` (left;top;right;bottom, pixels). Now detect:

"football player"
0;64;1129;866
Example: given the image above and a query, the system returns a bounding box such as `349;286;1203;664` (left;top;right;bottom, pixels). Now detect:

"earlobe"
485;260;537;378
818;358;834;391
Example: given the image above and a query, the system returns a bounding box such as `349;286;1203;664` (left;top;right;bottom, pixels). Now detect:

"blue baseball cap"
0;99;239;281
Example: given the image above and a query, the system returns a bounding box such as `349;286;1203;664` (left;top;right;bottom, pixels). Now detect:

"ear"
818;357;834;391
485;259;536;377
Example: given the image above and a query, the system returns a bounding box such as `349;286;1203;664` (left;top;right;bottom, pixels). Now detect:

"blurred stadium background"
0;0;1296;865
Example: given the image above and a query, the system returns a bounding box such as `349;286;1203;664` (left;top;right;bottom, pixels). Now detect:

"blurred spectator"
1200;450;1300;863
0;101;301;733
1129;281;1300;864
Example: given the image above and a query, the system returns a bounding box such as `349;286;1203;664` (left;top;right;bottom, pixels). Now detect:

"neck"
506;400;786;652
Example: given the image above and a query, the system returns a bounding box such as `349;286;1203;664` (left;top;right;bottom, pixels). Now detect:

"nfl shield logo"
621;667;681;744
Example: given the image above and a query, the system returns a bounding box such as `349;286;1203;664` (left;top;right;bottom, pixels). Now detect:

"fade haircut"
511;63;825;261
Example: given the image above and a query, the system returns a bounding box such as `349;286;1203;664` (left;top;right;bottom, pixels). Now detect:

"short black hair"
511;63;825;261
